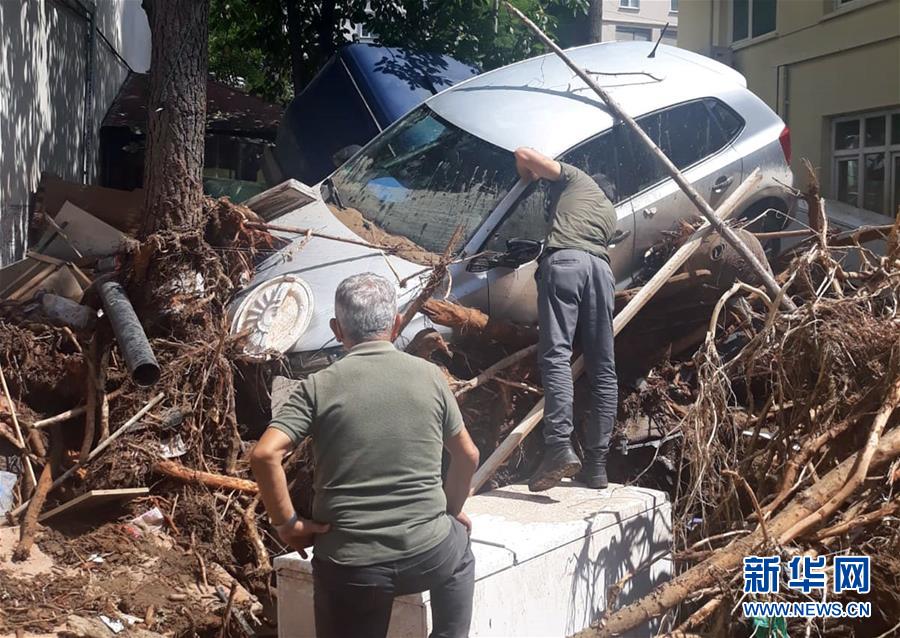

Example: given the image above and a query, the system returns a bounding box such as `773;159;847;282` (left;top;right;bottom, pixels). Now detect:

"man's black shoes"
528;445;582;492
576;460;608;489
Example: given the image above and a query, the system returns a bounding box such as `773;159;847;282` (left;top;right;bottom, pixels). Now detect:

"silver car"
229;41;794;372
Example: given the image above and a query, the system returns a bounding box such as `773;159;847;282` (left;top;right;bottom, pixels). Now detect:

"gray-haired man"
251;273;480;638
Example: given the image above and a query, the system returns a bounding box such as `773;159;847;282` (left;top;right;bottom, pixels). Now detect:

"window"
733;0;776;42
616;26;652;41
670;0;678;12
620;0;640;8
625;99;740;196
832;109;900;216
661;28;678;46
484;128;628;252
330;106;519;256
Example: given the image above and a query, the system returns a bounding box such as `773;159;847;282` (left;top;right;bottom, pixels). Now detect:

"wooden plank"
7;263;58;301
0;258;43;299
38;487;150;522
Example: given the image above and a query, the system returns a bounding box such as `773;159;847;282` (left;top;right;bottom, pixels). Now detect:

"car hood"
231;197;429;353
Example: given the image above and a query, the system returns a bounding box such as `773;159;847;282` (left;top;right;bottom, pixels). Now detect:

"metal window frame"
732;0;777;43
831;108;900;215
619;0;641;9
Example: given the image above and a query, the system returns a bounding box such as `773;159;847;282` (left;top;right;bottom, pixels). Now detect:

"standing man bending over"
513;147;618;492
251;273;480;638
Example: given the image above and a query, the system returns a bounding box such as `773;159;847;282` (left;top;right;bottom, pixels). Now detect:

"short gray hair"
334;273;398;343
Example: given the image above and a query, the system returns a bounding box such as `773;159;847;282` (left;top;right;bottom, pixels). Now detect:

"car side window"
483;128;624;252
624;99;732;196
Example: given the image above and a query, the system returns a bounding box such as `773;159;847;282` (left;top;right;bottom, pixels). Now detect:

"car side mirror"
466;238;543;272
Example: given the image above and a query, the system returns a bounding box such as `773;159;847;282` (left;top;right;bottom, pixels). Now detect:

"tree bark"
588;0;603;43
284;0;306;95
141;0;209;235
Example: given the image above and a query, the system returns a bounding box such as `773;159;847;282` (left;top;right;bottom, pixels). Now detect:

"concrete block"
276;483;672;637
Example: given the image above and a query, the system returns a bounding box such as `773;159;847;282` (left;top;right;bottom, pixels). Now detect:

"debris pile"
1;167;898;638
1;176;282;637
585;176;900;637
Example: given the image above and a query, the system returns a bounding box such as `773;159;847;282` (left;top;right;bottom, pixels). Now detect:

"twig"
218;581;238;638
9;392;165;518
0;362;37;492
246;221;397;252
723;469;769;547
780;369;900;542
32;386;125;429
454;345;536;397
814;499;900;540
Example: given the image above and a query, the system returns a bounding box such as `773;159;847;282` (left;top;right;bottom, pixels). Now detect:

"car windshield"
327;106;518;261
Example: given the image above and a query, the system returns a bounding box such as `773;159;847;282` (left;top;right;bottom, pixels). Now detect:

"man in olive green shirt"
514;147;618;492
251;273;480;638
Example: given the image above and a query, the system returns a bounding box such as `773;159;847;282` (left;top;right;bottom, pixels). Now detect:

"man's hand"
278;517;331;558
455;511;473;534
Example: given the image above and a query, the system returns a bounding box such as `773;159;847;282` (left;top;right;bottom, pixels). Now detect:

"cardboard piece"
38;202;129;261
37;174;144;236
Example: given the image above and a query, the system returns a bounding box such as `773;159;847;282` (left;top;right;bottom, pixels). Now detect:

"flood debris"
1;164;898;638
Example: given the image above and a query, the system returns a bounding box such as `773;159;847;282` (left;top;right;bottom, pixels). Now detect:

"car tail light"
779;126;792;164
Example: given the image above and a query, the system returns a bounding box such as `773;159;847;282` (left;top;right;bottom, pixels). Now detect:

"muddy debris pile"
1;171;898;638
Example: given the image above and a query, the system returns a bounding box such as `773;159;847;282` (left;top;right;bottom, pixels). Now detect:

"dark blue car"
275;44;480;186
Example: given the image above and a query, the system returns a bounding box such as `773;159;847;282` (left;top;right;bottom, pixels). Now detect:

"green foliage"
208;0;589;104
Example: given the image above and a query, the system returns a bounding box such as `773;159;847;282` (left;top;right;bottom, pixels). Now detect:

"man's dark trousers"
312;518;475;638
537;248;617;457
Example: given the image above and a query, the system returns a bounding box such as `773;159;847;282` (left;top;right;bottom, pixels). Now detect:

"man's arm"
514;147;562;182
250;428;329;556
444;427;480;531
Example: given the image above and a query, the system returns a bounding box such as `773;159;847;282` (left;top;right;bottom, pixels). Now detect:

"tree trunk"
140;0;209;236
588;0;603;43
284;0;305;95
318;0;338;61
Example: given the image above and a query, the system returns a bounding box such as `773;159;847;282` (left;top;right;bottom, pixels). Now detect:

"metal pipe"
97;280;160;386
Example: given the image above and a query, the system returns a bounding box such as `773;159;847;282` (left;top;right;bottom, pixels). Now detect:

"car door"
479;125;637;324
627;99;744;269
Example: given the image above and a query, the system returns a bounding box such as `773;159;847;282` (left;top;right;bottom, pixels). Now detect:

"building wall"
601;0;679;44
0;0;150;266
677;0;900;204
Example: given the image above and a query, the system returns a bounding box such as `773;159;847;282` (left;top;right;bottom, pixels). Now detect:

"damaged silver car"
228;41;795;373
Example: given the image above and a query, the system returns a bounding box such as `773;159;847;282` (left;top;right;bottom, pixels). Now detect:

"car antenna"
648;22;670;59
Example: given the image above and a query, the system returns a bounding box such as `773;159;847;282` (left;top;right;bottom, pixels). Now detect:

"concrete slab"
276;482;672;637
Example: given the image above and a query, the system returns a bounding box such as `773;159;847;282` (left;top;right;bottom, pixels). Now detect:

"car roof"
427;41;748;158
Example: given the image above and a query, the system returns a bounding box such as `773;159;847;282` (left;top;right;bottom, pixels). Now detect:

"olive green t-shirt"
545;162;617;260
269;340;464;566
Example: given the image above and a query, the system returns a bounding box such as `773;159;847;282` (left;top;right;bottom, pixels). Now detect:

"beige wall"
0;0;149;265
601;0;678;42
677;0;900;196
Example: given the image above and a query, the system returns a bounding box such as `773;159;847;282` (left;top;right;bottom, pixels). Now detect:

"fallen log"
582;416;900;637
422;299;538;348
469;169;764;494
154;459;259;494
12;460;52;560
